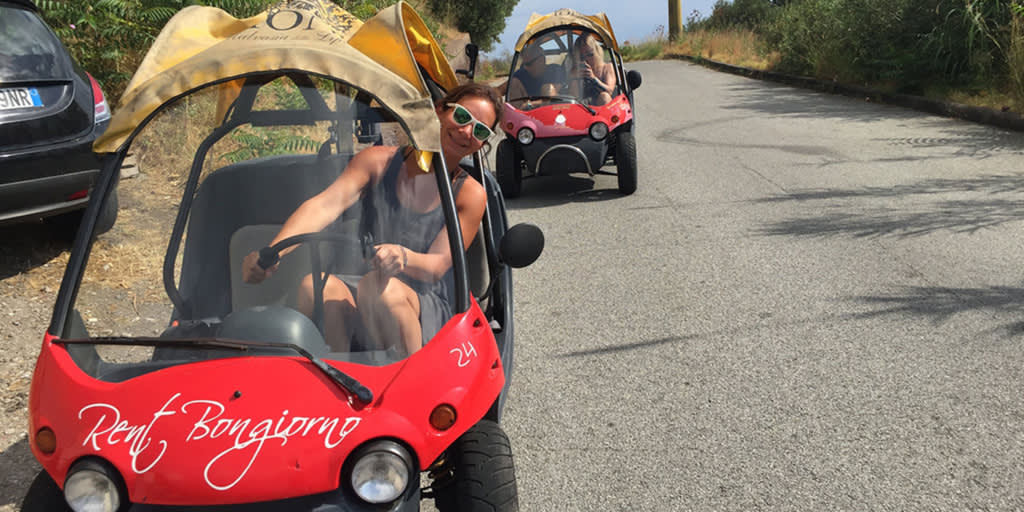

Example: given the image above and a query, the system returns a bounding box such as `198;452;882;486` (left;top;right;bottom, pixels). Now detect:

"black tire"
21;471;71;511
48;188;119;240
94;188;119;235
432;419;519;512
615;130;638;195
495;139;522;199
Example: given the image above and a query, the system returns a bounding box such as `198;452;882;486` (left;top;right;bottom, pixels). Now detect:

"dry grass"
661;28;1024;116
665;28;781;70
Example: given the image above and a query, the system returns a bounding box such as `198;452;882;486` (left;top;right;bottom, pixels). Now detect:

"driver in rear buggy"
504;42;566;108
241;83;503;357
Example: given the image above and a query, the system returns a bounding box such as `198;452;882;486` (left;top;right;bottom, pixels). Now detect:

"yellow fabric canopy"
513;8;619;53
94;0;458;154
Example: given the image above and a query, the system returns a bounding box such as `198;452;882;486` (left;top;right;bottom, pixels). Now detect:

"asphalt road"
3;59;1023;511
495;60;1024;510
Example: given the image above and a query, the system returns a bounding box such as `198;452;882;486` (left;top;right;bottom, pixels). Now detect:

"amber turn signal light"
429;404;457;430
36;427;57;455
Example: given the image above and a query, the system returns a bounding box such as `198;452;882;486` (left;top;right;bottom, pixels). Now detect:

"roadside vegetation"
616;0;1024;114
36;0;519;102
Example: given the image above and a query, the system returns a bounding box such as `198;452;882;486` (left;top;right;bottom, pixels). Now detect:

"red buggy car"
22;1;542;510
496;8;643;197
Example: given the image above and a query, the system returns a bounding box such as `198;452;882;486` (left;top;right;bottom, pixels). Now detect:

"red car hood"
502;93;633;138
28;304;503;505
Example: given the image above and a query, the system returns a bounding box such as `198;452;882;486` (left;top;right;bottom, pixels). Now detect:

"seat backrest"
177;153;351;320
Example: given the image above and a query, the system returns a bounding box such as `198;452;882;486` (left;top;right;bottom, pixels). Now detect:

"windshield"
69;74;462;379
506;29;619;110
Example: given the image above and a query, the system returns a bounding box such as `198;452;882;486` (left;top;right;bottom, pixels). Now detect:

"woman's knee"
357;272;414;311
298;274;352;304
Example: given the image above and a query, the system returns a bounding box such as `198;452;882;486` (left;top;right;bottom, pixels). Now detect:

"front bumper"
517;134;608;177
128;473;421;511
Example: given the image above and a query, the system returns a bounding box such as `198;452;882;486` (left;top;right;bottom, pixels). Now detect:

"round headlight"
517;127;534;145
64;468;120;512
350;445;412;504
589;122;609;141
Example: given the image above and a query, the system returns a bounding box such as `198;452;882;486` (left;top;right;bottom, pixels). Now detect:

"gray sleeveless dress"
351;148;468;344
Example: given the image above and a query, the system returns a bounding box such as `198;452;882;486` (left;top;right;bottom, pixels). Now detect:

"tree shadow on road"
720;80;925;123
0;223;71;281
720;80;1023;136
504;172;626;211
753;174;1024;238
558;335;698;357
0;436;40;510
847;284;1024;337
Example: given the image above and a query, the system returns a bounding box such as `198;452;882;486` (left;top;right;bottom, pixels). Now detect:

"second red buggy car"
496;8;642;197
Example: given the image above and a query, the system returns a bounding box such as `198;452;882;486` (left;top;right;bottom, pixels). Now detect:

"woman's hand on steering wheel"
242;251;279;284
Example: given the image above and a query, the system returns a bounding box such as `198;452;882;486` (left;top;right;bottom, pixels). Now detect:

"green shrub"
705;0;775;31
1009;3;1024;108
757;0;1018;93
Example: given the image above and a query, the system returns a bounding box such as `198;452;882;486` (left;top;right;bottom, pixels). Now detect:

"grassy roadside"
620;29;1024;117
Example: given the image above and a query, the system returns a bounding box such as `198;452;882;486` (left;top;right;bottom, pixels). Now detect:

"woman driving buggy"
242;83;502;356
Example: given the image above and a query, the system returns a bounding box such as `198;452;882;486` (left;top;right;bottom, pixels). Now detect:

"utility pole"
668;0;682;41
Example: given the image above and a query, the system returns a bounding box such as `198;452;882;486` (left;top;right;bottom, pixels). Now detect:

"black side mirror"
626;69;642;90
456;43;479;80
499;223;544;268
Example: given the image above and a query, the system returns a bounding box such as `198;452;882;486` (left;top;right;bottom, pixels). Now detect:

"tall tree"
425;0;518;52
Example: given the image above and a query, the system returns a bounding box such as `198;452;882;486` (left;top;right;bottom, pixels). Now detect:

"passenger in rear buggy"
569;33;616;106
242;83;503;356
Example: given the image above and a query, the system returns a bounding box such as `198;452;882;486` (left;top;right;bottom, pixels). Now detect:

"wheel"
94;188;119;234
615;130;637;195
21;471;71;511
47;188;119;240
432;419;519;512
495;139;522;199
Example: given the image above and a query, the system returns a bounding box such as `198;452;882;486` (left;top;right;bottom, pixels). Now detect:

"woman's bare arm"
242;146;396;283
402;178;486;282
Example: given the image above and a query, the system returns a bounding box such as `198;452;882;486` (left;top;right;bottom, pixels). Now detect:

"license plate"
0;87;43;110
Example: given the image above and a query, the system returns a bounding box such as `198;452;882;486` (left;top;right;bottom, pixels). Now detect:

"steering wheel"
256;231;372;334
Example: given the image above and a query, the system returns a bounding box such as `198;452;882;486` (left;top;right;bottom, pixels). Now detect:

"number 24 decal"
450;342;478;368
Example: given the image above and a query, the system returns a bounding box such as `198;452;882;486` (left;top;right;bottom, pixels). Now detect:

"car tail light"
87;73;111;124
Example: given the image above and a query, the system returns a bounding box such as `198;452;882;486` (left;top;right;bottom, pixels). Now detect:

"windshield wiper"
575;102;597;116
59;337;374;405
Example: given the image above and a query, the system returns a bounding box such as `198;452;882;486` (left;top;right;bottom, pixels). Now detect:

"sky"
488;0;718;55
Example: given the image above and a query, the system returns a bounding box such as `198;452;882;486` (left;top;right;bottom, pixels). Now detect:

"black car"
0;0;116;234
